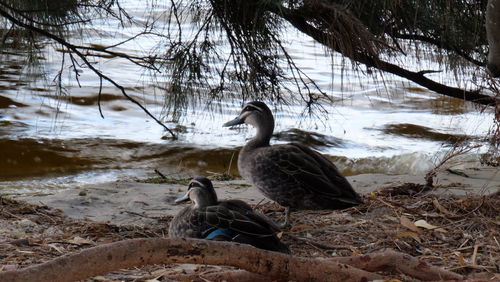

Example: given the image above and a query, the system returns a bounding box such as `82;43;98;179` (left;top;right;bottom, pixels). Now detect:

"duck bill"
222;117;243;127
174;191;191;203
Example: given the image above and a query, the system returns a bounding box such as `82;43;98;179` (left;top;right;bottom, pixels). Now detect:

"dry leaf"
350;248;362;256
150;269;170;277
400;215;422;233
395;231;421;243
432;199;451;214
414;220;447;233
454;251;466;266
68;236;96;245
290;225;314;231
47;243;64;253
471;244;479;266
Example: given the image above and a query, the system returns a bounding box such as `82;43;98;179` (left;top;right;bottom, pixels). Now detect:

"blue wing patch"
204;228;237;240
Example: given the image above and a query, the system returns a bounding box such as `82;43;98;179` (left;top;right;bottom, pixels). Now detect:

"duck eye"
244;106;253;111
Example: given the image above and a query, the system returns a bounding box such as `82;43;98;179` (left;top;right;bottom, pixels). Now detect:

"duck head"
223;101;274;130
175;177;218;208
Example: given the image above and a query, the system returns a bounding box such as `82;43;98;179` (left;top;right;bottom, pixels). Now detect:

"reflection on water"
0;0;495;189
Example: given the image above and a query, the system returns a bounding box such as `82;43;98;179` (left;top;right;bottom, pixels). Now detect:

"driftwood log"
0;237;465;282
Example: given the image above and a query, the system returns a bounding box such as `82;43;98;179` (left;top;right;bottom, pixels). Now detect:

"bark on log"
333;250;464;281
164;270;272;281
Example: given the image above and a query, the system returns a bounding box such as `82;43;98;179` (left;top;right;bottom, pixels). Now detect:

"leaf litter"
1;186;499;281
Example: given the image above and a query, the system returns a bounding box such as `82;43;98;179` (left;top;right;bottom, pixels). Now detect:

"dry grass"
272;190;499;276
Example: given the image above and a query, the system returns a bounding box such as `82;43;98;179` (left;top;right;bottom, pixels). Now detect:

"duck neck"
245;119;274;150
192;190;217;208
194;197;214;208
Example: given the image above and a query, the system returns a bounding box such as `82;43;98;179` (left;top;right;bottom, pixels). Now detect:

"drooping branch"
0;1;176;138
0;238;383;282
2;0;497;117
271;3;498;107
392;32;486;67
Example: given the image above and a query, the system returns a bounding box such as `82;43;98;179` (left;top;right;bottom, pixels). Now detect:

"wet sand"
10;167;499;226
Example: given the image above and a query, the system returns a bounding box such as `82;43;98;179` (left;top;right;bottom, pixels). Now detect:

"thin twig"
0;3;176;138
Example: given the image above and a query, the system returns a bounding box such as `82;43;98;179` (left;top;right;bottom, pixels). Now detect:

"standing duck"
223;101;363;223
169;177;290;254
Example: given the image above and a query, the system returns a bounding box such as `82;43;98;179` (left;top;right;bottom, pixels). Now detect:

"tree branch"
274;5;498;107
0;2;176;138
392;32;486;67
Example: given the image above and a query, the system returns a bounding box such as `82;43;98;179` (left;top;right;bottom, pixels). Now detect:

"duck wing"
169;206;211;238
219;199;253;213
197;205;276;238
219;199;282;232
272;143;362;204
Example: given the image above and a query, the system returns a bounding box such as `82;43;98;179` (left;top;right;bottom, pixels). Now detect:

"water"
0;1;495;190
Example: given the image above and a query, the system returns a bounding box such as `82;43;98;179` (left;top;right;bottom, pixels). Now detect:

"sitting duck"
169;177;290;254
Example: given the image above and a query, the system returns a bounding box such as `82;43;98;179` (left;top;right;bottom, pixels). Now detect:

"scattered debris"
0;189;498;281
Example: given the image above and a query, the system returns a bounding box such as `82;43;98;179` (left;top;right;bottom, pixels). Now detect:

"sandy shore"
1;167;498;281
10;167;499;226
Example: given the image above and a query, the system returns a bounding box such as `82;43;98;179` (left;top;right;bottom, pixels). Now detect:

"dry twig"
425;143;481;187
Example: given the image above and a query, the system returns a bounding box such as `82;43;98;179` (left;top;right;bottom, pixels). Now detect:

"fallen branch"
333;249;464;281
0;238;383;282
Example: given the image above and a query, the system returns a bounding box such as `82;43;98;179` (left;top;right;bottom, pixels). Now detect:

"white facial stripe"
239;111;252;120
245;103;263;112
189;180;204;188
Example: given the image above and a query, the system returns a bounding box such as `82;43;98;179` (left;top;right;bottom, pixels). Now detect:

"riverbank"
0;167;498;280
7;167;499;226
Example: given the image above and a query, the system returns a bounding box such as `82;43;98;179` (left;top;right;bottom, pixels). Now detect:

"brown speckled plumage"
169;177;290;253
224;101;363;210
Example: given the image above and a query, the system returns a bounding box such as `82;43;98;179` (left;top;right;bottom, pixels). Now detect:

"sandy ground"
8;167;500;226
1;167;499;281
